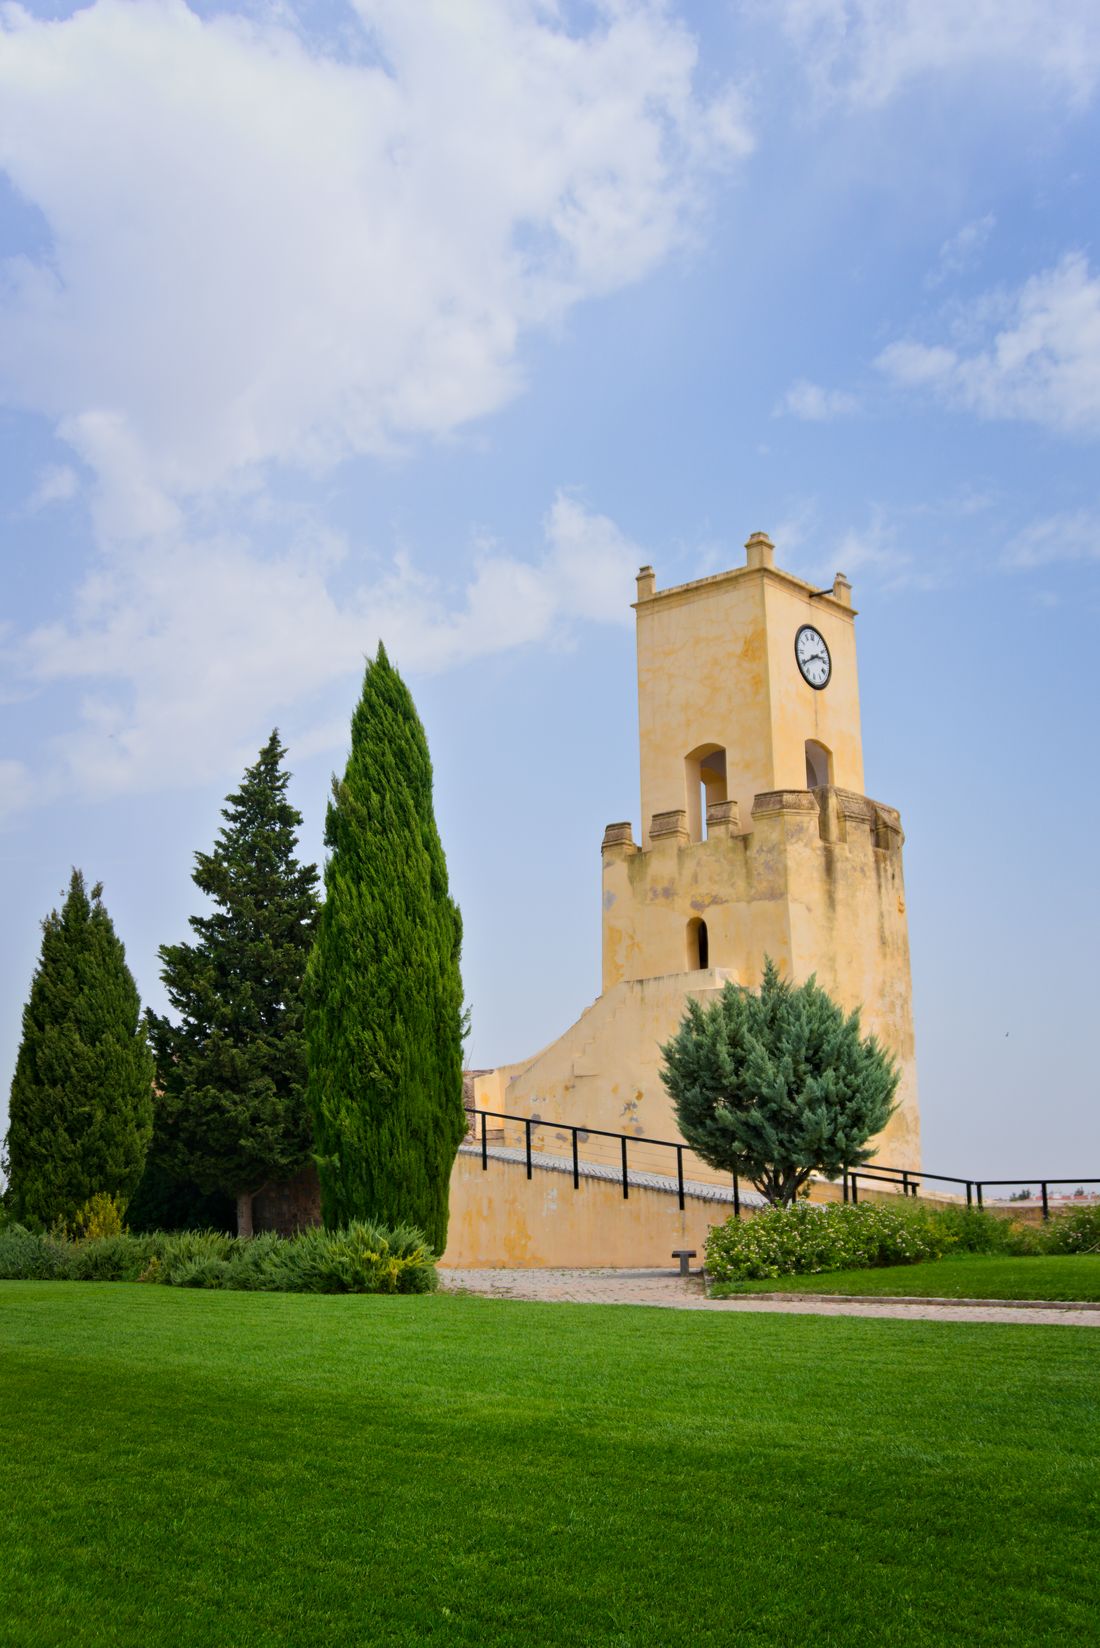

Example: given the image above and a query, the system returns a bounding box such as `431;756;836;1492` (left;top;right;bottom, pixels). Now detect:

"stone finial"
636;564;656;600
832;571;852;607
601;821;636;854
745;531;775;571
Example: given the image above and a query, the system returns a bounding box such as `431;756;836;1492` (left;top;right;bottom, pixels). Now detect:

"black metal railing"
464;1105;1097;1221
465;1105;741;1213
843;1163;1100;1221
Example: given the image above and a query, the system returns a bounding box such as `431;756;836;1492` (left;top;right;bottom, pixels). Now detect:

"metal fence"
846;1162;1100;1220
465;1105;744;1214
464;1105;1099;1221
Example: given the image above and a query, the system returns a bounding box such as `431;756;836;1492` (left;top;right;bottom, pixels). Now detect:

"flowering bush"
1044;1204;1100;1255
705;1202;952;1284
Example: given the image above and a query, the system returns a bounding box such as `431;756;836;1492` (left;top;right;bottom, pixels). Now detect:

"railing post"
481;1110;487;1171
902;1170;909;1197
733;1174;740;1219
966;1181;972;1208
525;1118;532;1180
676;1146;685;1212
621;1135;629;1199
572;1128;580;1190
976;1182;983;1210
842;1169;849;1205
1041;1182;1049;1221
851;1174;858;1205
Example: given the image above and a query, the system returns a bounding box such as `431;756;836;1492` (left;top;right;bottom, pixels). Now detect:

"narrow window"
805;739;833;790
687;917;709;970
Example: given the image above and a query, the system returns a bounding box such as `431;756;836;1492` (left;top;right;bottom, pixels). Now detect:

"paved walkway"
439;1267;1100;1327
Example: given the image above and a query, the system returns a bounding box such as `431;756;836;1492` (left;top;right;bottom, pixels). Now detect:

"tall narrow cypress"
4;870;153;1227
305;644;466;1250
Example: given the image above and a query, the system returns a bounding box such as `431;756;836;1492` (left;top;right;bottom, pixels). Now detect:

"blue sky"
2;0;1099;1180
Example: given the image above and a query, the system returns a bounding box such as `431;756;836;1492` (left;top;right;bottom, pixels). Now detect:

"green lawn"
2;1284;1098;1647
713;1254;1100;1301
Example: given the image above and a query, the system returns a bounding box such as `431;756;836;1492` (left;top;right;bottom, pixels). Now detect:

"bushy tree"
4;870;153;1227
146;732;320;1237
305;644;466;1251
125;1152;235;1236
661;959;899;1206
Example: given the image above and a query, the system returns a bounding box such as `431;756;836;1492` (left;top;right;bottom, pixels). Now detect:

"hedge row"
0;1221;438;1294
705;1200;1100;1284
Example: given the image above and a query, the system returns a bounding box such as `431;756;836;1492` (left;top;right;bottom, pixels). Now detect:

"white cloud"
823;517;913;588
769;501;916;590
776;379;859;421
0;758;33;823
0;2;742;818
0;0;748;531
26;464;79;511
1005;511;1100;568
12;491;642;808
876;254;1100;437
781;0;1100;108
538;491;640;624
926;213;995;288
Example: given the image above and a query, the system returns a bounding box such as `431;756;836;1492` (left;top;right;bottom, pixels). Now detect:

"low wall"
440;1148;739;1269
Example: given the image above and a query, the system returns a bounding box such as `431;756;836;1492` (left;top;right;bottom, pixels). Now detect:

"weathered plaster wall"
475;538;922;1185
593;787;920;1168
475;970;740;1188
441;1149;735;1269
635;543;863;844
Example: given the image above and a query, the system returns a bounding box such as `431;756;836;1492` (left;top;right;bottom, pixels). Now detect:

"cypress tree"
305;644;466;1250
146;731;320;1237
4;870;153;1228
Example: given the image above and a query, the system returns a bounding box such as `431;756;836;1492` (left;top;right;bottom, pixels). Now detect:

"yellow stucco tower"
473;533;921;1183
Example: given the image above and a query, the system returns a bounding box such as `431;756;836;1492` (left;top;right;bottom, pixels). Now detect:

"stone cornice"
751;789;819;817
633;563;857;621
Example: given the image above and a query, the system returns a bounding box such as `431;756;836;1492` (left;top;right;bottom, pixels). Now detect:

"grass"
2;1283;1098;1647
711;1254;1100;1301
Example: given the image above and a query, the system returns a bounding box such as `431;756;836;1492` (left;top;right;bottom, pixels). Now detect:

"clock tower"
473;532;921;1185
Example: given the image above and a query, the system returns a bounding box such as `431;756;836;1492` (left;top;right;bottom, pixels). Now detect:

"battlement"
600;784;910;998
601;785;903;863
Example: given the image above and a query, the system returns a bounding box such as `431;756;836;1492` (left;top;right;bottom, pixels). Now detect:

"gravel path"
438;1267;1100;1327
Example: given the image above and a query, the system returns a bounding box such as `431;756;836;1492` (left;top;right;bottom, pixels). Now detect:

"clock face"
795;624;831;690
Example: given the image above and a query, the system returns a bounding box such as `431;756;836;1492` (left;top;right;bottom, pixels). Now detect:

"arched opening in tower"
805;739;833;791
684;745;728;840
687;916;709;970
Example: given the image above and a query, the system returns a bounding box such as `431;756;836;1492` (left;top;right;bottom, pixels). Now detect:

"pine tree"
661;959;899;1206
146;731;320;1237
305;644;467;1250
4;870;153;1228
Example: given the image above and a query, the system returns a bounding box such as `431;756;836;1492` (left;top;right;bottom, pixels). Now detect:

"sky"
2;0;1099;1182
